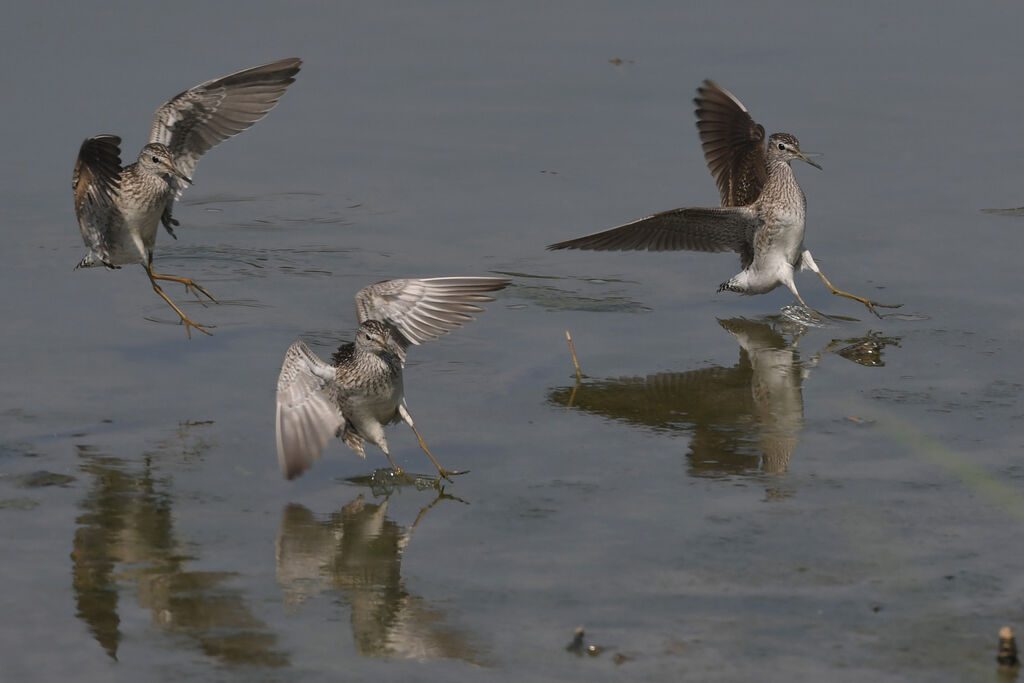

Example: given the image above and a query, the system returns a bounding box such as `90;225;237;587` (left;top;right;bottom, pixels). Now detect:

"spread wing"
148;57;302;212
354;277;511;349
73;135;124;260
694;80;767;207
548;206;761;268
276;340;346;480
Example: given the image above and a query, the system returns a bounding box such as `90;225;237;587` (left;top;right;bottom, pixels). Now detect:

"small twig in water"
565;330;582;381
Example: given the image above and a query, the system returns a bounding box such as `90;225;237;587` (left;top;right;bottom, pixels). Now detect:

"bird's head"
356;320;397;356
138;143;193;184
767;133;822;170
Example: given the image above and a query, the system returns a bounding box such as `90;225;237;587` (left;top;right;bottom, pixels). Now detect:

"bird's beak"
164;159;193;185
173;165;194;185
798;151;823;170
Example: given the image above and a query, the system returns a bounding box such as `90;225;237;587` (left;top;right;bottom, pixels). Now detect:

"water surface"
2;3;1024;681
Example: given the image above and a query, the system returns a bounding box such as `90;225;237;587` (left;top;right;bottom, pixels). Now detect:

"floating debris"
566;626;585;654
998;626;1019;669
564;626;625;663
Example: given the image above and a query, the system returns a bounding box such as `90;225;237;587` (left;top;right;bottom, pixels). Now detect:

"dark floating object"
566;626;585;654
998;627;1020;669
549;80;901;318
565;626;630;664
564;626;601;656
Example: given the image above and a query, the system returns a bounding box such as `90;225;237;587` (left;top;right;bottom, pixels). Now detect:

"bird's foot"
864;299;903;318
832;291;902;319
434;468;469;486
149;269;217;305
178;314;214;339
181;279;216;305
148;279;214;339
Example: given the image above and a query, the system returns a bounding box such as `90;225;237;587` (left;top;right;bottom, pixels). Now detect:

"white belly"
766;207;806;263
119;200;165;253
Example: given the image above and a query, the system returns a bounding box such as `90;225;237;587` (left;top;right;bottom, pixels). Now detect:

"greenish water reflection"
550;318;898;475
72;438;287;666
276;488;485;663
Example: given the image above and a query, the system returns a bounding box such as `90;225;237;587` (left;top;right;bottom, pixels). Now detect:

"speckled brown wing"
276;340;346;480
353;277;511;350
694;80;767;207
548;206;760;267
148;58;302;228
73;135;124;265
149;58;301;180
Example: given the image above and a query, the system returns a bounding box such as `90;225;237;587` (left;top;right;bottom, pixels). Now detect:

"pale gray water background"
2;2;1024;681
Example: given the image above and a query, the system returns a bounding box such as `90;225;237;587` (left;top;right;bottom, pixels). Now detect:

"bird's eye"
151;156;160;163
777;143;785;151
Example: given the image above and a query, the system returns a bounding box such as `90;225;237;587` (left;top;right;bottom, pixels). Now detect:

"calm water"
3;3;1024;681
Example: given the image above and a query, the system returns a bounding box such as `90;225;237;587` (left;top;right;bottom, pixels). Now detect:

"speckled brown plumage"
275;277;510;481
548;81;901;318
72;58;301;337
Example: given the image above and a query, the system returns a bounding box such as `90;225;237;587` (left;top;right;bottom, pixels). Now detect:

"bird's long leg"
813;269;902;317
410;423;466;483
399;404;467;483
800;251;901;318
146;256;216;304
143;264;212;338
385;452;405;474
378;443;404;475
781;273;829;322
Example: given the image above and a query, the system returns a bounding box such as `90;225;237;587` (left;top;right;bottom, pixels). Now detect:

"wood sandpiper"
275;277;510;482
73;58;302;337
548;80;900;318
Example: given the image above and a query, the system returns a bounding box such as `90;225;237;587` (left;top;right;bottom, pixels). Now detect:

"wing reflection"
549;317;808;475
276;492;484;663
72;435;287;666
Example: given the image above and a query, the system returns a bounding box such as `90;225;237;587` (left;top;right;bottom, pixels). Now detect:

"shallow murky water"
3;3;1024;681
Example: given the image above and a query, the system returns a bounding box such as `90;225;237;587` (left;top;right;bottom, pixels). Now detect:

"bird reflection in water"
276;482;484;663
550;318;898;476
71;433;287;666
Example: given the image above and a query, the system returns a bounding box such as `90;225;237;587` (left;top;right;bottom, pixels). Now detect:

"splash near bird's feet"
780;304;831;327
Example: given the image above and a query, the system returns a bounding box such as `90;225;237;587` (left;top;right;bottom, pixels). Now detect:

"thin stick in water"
565;330;582;381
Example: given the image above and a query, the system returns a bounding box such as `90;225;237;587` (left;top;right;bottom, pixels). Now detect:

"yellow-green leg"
144;262;213;338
